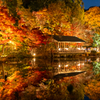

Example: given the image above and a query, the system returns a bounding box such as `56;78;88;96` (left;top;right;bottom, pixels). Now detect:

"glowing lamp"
58;48;61;51
33;58;36;61
65;65;68;67
65;48;68;50
8;40;15;45
77;63;80;66
33;53;36;56
77;48;81;50
82;63;84;65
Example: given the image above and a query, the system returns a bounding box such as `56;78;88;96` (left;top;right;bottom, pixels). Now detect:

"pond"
0;57;100;100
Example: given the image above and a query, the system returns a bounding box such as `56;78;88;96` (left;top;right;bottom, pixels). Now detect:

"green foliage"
92;33;100;47
93;62;100;75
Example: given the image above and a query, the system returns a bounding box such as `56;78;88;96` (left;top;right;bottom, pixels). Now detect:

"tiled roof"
52;35;85;42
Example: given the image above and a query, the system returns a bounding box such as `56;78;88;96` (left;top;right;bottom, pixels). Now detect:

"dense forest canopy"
0;0;99;50
85;6;100;34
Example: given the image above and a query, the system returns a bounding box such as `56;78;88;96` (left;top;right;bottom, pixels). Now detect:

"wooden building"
50;35;86;53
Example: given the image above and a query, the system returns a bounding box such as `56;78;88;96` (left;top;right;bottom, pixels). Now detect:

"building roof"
52;35;85;43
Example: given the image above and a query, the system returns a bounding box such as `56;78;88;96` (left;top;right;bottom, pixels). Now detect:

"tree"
0;2;48;55
85;7;100;34
92;33;100;47
1;0;86;52
16;0;84;36
0;5;18;54
93;62;100;75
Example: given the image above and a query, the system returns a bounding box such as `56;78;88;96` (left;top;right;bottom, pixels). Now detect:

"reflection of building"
50;35;86;53
55;60;85;74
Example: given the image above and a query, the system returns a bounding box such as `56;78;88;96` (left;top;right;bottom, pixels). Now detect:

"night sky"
83;0;100;9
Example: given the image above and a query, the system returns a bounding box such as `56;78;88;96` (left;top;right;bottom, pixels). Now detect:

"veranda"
57;42;85;53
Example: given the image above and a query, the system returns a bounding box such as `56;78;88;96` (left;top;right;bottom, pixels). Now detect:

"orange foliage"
0;5;48;47
85;7;100;34
0;69;50;100
85;79;100;100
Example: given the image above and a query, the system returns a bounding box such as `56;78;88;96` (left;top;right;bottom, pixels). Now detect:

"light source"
33;53;36;56
33;58;36;62
77;48;81;50
65;48;68;50
77;63;80;66
58;48;61;51
65;65;68;67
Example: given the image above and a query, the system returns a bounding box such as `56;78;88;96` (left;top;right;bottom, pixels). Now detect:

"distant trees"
85;7;100;34
14;0;84;36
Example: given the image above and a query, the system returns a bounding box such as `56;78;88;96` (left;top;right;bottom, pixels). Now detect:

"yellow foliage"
85;7;100;34
85;74;100;100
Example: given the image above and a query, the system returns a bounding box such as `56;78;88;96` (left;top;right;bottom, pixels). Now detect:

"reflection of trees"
0;58;31;79
85;73;100;100
0;58;94;100
85;62;100;100
93;62;100;75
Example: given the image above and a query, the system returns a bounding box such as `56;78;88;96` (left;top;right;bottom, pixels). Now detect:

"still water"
0;57;100;100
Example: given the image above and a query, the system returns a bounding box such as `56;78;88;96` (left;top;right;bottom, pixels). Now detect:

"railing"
53;48;86;53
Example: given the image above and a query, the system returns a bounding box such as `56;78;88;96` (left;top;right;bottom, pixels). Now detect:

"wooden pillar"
64;42;65;51
58;42;59;48
76;43;78;48
59;42;60;48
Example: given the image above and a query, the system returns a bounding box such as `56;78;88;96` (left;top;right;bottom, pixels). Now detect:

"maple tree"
85;7;100;34
0;67;50;100
35;0;84;36
1;0;95;50
3;0;87;48
0;65;86;100
10;0;84;36
0;1;48;55
0;4;20;54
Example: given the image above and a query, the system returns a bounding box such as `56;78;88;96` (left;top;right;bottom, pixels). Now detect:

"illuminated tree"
0;0;87;52
15;0;84;37
85;73;100;100
85;7;100;34
0;2;48;56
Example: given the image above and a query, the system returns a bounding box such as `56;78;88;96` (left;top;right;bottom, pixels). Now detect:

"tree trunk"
2;63;5;79
2;44;5;54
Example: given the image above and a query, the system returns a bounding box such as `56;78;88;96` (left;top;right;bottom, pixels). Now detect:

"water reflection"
0;57;98;80
0;57;100;100
30;57;93;75
0;58;31;79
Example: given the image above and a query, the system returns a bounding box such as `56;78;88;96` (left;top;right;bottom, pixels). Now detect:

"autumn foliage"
85;73;100;100
85;7;100;34
0;4;48;50
0;68;50;100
